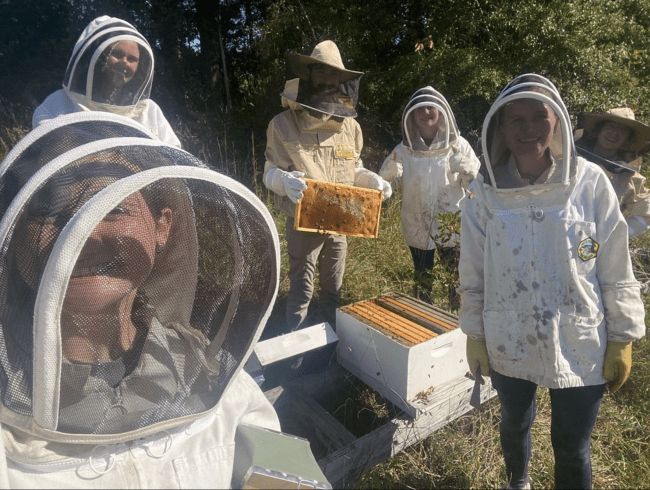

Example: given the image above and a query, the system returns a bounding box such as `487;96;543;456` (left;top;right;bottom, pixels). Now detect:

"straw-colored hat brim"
286;53;363;83
580;112;650;151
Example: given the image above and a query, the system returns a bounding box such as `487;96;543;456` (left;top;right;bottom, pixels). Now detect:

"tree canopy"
2;0;650;176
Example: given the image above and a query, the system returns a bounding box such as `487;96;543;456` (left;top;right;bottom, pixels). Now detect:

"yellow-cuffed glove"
603;341;632;393
466;337;490;383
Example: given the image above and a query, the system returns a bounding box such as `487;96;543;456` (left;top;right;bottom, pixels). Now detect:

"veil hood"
0;114;280;443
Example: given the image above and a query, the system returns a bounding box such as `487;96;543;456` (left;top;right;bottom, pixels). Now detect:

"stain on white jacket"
459;75;645;389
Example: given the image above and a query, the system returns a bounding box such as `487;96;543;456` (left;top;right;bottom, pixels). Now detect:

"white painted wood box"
336;292;469;417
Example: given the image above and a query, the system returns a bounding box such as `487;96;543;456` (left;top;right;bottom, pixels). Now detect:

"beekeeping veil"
481;74;574;192
62;16;154;118
281;41;363;118
0;112;155;217
401;86;460;154
0;114;279;442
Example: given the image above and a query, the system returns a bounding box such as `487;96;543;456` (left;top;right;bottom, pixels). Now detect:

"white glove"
380;179;392;200
449;149;478;191
264;167;308;203
355;168;392;201
380;159;403;182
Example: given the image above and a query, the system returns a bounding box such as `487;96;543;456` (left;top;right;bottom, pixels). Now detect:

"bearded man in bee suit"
263;40;392;332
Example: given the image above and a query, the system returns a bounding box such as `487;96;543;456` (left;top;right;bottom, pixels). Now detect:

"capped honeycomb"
294;178;382;238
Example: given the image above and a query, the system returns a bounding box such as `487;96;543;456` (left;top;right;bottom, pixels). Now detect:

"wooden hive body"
336;292;468;416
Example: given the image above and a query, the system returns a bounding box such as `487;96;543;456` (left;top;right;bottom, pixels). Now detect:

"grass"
295;192;649;490
265;185;650;489
3;110;650;489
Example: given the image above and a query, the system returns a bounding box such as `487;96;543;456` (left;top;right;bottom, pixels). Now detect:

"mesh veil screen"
0;150;169;418
0;142;276;435
67;31;153;105
483;85;568;189
54;178;276;434
0;118;153;218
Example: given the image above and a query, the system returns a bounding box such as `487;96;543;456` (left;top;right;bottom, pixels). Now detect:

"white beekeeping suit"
379;86;479;251
0;114;284;488
459;75;645;388
32;16;182;148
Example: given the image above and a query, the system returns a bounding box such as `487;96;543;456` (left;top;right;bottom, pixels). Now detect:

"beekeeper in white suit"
459;74;645;489
379;86;479;305
263;40;391;332
32;16;181;148
0;114;309;488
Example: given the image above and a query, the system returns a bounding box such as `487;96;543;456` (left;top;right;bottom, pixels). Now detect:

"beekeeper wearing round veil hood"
0;114;284;487
264;40;391;332
459;74;645;489
574;107;650;238
32;16;181;148
379;86;479;304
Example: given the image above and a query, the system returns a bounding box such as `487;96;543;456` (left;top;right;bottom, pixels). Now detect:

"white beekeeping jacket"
459;75;645;389
0;113;282;488
379;86;480;250
32;16;181;148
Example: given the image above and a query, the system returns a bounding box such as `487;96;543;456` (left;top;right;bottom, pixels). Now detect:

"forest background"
2;1;650;488
3;0;650;177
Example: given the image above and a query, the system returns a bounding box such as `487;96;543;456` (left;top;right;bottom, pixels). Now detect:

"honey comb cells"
294;179;382;237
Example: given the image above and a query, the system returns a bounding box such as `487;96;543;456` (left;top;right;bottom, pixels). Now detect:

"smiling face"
62;191;172;316
94;40;141;103
413;105;441;140
595;121;631;157
102;40;140;87
499;98;558;163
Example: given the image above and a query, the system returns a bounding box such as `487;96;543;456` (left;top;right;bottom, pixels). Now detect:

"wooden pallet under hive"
294;178;382;237
336;292;469;417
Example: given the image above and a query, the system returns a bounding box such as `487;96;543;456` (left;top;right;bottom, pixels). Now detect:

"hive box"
336;292;468;417
294;178;382;238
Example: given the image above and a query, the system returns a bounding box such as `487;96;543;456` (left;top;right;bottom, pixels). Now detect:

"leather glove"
466;337;490;384
603;341;632;393
380;159;403;182
354;168;392;201
449;147;478;191
264;168;308;204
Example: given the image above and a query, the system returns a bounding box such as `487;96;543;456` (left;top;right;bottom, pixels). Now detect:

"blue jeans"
490;370;606;489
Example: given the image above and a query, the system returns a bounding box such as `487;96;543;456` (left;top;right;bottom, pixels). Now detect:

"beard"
303;86;356;117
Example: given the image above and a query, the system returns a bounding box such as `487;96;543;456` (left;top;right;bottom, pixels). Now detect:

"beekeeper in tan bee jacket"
263;40;391;332
574;107;650;238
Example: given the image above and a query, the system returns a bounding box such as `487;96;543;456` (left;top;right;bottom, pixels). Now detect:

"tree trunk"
217;11;232;111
